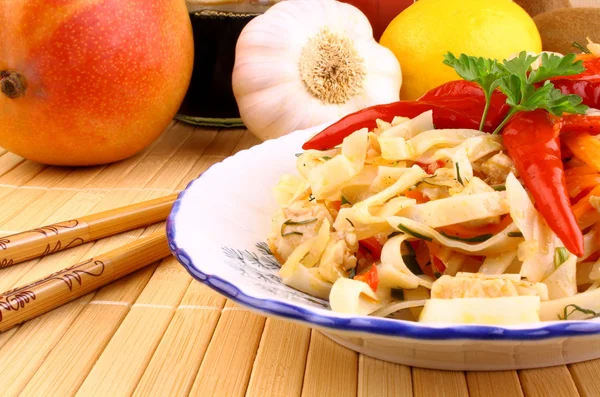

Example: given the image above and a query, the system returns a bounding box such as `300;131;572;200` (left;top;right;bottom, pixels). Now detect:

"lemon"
380;0;542;100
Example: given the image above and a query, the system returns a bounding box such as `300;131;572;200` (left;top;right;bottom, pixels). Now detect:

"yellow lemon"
380;0;542;100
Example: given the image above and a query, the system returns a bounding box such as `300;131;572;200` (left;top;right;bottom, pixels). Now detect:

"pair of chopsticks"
0;194;178;332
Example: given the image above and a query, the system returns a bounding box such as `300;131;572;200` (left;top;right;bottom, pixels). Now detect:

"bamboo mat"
1;122;600;397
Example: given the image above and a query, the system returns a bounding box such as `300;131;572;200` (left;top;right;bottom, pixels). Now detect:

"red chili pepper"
502;110;584;257
561;114;600;136
553;80;600;109
354;264;379;292
302;81;510;151
416;159;446;175
551;58;600;109
430;255;446;278
358;237;383;260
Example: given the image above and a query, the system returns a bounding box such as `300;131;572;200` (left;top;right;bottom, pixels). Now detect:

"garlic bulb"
232;0;402;141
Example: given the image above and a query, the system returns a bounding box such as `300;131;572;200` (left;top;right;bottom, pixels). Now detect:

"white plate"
167;124;600;371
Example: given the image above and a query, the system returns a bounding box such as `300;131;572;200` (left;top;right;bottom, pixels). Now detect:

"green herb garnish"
554;247;570;268
507;231;524;238
348;266;357;279
321;156;331;160
282;231;303;237
416;178;443;188
397;224;432;242
341;195;351;205
572;41;592;54
280;218;318;236
434;271;442;279
492;185;506;191
387;231;401;239
443;53;504;130
439;231;493;243
558;304;600;320
455;162;464;185
401;241;423;275
444;51;588;134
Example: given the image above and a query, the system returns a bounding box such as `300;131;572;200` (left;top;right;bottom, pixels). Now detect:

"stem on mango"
0;71;27;99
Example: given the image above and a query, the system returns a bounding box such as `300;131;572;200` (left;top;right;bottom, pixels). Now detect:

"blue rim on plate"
167;165;600;342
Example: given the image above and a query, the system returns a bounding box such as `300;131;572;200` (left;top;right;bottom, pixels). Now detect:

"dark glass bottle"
176;2;275;127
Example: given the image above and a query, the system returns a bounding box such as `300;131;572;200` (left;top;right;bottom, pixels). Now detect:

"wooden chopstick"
0;193;177;268
0;230;171;332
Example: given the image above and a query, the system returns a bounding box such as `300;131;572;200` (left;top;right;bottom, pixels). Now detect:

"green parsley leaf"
528;53;585;84
539;82;588;116
554;247;570;268
497;51;540;79
443;50;589;136
443;52;503;129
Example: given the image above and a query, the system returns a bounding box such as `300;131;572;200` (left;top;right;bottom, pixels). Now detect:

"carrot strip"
563;133;600;172
595;222;600;248
566;174;600;198
437;214;513;239
573;185;600;220
404;190;429;203
575;54;597;62
565;165;599;177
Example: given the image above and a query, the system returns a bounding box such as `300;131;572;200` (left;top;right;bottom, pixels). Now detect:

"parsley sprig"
442;53;503;130
443;51;588;135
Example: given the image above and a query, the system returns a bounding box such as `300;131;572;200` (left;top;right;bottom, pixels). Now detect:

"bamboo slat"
0;230;170;332
188;301;266;397
569;360;600;397
0;152;26;178
412;368;469;397
0;327;17;350
74;256;191;397
519;366;580;397
359;355;413;397
0;159;45;185
0;126;186;393
301;330;358;397
44;125;211;394
0;168;73;226
3;120;600;397
177;128;247;185
466;371;524;397
72;128;243;395
132;283;226;397
245;318;312;397
0;294;95;396
19;266;159;397
131;129;259;397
